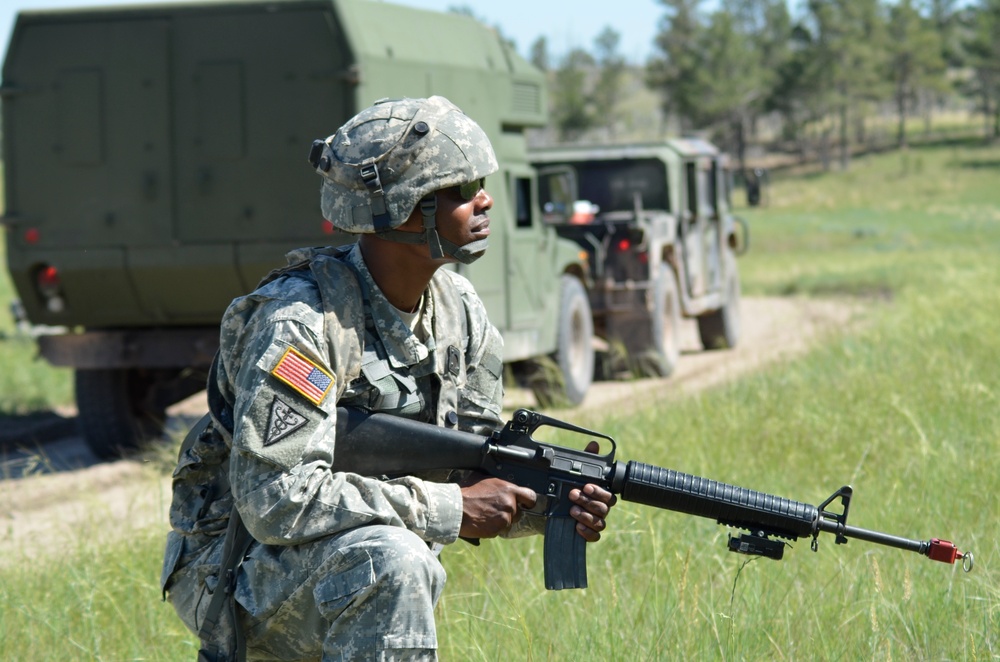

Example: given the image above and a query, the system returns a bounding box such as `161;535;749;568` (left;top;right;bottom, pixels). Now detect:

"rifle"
333;407;974;590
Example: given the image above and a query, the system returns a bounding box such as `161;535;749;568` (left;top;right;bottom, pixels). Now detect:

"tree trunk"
994;95;1000;139
733;115;747;173
983;91;992;141
839;103;851;171
820;129;832;171
896;88;908;149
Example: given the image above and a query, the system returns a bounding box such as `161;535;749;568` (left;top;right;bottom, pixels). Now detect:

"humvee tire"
532;275;594;407
637;263;683;377
74;368;168;459
697;249;742;350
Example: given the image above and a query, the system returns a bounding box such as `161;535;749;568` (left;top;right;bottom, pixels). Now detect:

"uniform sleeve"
223;298;463;547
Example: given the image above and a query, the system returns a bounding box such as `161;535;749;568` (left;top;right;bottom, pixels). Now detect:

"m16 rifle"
333;407;974;590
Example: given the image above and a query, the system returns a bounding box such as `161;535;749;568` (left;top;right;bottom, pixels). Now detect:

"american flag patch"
270;347;334;405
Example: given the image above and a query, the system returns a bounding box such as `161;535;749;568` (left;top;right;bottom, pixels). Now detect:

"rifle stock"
333;407;973;589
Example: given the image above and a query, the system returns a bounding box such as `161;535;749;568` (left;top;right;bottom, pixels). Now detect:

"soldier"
161;96;617;661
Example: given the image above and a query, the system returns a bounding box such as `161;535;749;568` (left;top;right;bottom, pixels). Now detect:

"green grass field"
1;140;998;660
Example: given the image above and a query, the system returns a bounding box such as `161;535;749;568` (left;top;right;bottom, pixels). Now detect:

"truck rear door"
126;6;352;320
170;8;349;248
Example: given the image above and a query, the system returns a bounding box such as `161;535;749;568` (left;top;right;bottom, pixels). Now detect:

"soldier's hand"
459;473;537;539
569;440;618;542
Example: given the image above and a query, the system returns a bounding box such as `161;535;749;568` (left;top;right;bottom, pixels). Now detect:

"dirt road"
0;296;863;565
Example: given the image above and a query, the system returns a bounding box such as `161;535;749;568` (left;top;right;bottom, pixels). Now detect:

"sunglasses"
454;178;486;201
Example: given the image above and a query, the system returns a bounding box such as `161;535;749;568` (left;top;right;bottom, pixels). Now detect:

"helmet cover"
313;96;498;233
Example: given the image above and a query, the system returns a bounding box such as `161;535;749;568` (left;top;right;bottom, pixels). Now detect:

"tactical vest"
312;247;469;428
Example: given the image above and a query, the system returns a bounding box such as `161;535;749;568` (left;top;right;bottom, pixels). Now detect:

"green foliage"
887;0;948;148
547;26;631;143
591;27;627;139
551;47;598;141
528;35;550;72
0;336;72;414
647;0;713;131
962;0;1000;137
646;0;959;166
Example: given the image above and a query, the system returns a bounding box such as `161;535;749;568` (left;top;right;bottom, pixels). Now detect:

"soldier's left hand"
569;440;618;542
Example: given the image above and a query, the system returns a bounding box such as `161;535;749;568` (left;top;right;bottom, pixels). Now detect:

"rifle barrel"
620;461;818;539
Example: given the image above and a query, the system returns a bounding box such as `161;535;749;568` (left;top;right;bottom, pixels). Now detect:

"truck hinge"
0;84;30;98
340;64;361;85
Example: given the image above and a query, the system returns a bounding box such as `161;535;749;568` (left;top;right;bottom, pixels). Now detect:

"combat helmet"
309;96;498;263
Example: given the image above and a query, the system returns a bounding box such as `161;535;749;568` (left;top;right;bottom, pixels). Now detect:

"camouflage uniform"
162;243;506;660
162;97;510;660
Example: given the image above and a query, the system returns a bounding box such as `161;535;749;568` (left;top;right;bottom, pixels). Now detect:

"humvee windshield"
572;158;670;214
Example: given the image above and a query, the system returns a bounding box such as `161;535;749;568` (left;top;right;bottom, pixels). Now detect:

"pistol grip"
544;516;588;590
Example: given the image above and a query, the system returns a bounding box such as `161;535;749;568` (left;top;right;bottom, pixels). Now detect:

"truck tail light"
35;264;66;313
321;219;335;235
615;238;649;263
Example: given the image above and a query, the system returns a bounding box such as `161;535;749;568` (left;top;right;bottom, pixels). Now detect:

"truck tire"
75;368;167;459
638;263;683;377
697;249;742;350
532;275;594;407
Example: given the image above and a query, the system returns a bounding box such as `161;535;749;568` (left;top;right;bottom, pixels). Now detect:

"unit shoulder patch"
270;346;335;405
264;396;308;446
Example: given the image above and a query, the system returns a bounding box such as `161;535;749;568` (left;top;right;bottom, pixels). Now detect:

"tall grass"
1;140;998;659
0;527;197;661
434;274;998;659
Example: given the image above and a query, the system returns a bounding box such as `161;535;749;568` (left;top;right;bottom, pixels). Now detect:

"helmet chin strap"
439;236;489;264
417;194;445;259
373;193;489;265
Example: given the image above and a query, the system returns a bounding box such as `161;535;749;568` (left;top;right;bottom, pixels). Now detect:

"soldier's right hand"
458;473;537;539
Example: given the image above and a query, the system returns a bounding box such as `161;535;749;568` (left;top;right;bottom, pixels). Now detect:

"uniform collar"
346;244;432;367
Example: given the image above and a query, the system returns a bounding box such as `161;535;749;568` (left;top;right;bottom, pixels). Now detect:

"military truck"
530;139;747;378
1;0;593;458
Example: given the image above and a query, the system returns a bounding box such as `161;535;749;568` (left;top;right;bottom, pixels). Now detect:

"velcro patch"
264;396;308;446
271;346;335;405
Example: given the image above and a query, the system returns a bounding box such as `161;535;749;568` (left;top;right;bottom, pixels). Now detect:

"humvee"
530;139;747;377
1;0;592;457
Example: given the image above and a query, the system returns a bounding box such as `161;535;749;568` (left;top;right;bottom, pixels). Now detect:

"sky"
0;0;666;65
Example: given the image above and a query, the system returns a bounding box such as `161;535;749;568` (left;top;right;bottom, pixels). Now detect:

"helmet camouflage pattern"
311;96;498;233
